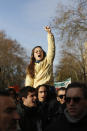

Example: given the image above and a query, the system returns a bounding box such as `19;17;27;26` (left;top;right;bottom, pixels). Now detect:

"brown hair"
26;46;46;78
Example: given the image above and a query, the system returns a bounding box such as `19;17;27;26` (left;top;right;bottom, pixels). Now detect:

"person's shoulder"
45;113;66;131
17;103;24;115
45;118;60;131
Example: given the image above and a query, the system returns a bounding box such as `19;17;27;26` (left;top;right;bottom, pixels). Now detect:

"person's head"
0;88;20;131
57;87;66;104
36;84;49;102
26;46;46;78
32;46;46;61
19;86;37;107
6;88;17;102
66;82;87;118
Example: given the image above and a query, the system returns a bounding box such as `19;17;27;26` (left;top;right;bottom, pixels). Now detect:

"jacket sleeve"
47;33;55;63
25;74;34;87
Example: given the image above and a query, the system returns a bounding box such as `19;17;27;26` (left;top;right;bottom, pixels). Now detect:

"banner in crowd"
54;78;71;88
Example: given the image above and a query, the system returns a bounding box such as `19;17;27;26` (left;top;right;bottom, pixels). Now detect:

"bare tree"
51;0;87;82
0;31;29;88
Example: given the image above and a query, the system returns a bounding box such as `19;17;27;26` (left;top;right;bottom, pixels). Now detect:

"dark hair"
36;84;57;101
36;84;50;101
7;88;17;95
36;84;49;93
66;82;87;99
19;86;36;98
0;88;10;96
57;87;66;94
26;46;46;78
6;88;18;101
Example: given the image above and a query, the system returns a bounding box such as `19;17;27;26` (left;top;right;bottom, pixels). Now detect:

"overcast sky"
0;0;72;66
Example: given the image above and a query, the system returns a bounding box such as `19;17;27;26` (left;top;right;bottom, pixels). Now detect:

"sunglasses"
66;97;83;104
58;95;66;99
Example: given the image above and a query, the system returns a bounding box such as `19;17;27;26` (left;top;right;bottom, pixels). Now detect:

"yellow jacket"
25;33;55;88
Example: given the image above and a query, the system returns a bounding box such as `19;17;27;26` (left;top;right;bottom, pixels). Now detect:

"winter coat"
25;33;55;88
17;103;43;131
45;110;87;131
38;98;59;130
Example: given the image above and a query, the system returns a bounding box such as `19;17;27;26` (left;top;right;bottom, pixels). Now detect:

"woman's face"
34;47;44;61
38;86;47;102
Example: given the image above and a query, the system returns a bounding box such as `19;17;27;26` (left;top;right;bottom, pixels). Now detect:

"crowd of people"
0;82;87;131
0;26;87;131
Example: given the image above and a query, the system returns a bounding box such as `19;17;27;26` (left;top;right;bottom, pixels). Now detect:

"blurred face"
0;96;20;131
34;47;44;61
57;90;66;104
66;87;87;118
22;92;37;107
38;86;47;102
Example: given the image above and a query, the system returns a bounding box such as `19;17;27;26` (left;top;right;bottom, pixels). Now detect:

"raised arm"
44;26;52;34
44;26;55;63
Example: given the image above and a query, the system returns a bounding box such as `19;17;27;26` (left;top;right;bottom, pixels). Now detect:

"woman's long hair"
26;46;46;78
36;84;50;102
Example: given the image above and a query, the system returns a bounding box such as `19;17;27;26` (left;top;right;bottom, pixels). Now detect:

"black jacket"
45;112;87;131
17;103;43;131
37;99;59;130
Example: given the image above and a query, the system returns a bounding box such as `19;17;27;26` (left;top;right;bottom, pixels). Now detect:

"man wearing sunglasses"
45;82;87;131
57;87;66;104
57;87;66;113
